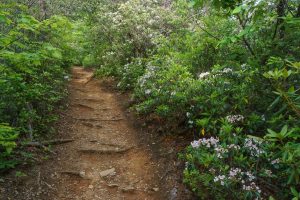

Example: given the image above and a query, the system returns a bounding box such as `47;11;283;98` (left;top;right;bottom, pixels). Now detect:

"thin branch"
237;15;256;58
26;103;34;141
0;36;23;51
198;25;221;40
191;13;221;41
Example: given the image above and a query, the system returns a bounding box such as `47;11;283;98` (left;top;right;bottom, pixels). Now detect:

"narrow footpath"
48;67;165;200
2;67;169;200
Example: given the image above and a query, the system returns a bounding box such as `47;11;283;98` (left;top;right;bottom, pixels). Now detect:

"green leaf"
291;187;299;197
232;6;242;14
281;125;288;135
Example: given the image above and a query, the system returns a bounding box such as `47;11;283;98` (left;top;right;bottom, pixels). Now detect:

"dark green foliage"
1;0;299;198
82;0;300;198
0;124;19;170
0;3;75;170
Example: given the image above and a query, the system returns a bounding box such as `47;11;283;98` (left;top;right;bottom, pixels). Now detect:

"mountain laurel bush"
84;0;300;198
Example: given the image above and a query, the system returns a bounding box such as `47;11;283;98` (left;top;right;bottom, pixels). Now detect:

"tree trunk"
277;0;286;39
39;0;47;20
164;0;172;8
296;3;300;17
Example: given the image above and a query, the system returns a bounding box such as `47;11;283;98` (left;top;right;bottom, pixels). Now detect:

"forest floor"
1;67;194;200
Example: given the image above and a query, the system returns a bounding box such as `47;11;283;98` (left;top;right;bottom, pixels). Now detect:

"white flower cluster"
214;175;226;185
213;168;261;194
244;138;265;157
264;169;272;177
226;114;244;123
188;120;194;126
211;67;234;76
191;137;220;149
198;72;210;79
245;171;256;181
191;140;200;148
145;89;151;95
201;137;220;148
191;137;241;158
229;168;242;179
221;68;233;73
228;144;241;150
271;158;280;165
137;65;157;87
227;168;255;181
215;146;228;158
185;161;189;170
242;182;261;194
186;112;191;118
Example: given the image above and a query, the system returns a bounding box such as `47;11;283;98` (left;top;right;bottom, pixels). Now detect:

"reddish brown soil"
0;67;194;200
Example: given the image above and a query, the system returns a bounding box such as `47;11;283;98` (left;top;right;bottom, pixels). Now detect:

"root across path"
1;67;174;200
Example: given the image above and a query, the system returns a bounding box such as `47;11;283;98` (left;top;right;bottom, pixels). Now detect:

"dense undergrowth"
80;0;300;199
0;2;80;171
1;0;300;199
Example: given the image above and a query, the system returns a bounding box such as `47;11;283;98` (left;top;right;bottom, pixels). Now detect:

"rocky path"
50;67;165;200
1;67;168;200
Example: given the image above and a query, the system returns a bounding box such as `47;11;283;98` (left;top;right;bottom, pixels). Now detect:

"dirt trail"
50;67;165;199
1;67;169;200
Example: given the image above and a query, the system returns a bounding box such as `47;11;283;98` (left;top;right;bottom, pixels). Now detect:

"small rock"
153;187;159;192
170;188;177;200
100;168;116;177
108;183;119;188
79;171;85;178
88;185;94;189
121;186;135;193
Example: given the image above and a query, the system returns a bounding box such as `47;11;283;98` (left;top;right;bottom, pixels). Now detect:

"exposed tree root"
81;122;103;128
81;98;104;102
72;117;124;122
88;141;123;147
84;74;95;85
72;103;95;110
60;171;86;178
25;139;75;146
78;146;133;154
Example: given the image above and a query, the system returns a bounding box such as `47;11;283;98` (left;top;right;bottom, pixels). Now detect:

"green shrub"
0;3;77;170
182;124;299;199
0;124;19;170
51;0;300;198
83;54;97;68
116;58;146;90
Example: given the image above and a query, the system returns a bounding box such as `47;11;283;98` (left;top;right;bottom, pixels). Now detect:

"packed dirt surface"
1;67;194;200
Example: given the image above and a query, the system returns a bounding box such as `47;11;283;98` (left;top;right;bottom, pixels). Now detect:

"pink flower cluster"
244;138;265;157
191;137;220;149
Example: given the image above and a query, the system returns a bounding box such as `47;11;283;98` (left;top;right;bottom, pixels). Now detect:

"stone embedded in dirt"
107;183;119;188
100;168;116;177
79;171;85;178
88;185;94;189
82;122;94;127
152;187;159;192
170;187;178;200
59;171;91;180
120;186;135;193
